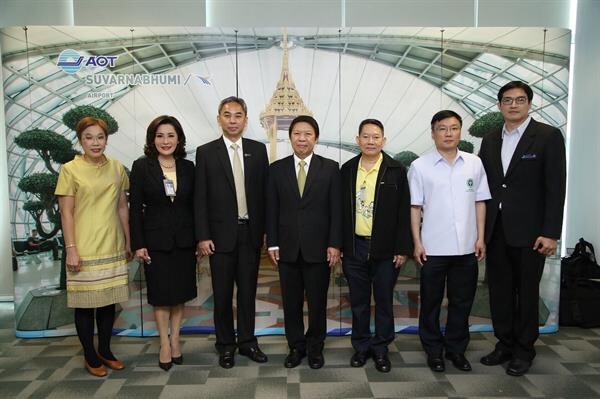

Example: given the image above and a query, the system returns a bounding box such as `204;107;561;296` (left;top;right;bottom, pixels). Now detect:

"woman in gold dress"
55;116;131;377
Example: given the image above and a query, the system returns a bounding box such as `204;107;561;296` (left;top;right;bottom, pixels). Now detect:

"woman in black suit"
130;115;197;371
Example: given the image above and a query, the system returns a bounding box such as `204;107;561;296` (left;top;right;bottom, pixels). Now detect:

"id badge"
163;178;176;197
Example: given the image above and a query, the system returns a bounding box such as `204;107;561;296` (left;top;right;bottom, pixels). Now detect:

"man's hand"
327;247;340;267
533;236;557;257
268;249;280;266
393;255;407;269
197;240;215;257
413;242;427;266
135;248;152;263
475;239;486;261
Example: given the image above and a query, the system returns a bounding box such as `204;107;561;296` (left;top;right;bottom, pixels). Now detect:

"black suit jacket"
266;154;342;263
194;137;268;252
479;118;566;247
341;152;412;259
129;156;196;251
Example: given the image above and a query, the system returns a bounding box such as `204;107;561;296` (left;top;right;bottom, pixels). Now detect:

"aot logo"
57;49;118;74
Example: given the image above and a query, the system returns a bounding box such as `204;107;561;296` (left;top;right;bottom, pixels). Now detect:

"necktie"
298;160;306;197
231;143;248;218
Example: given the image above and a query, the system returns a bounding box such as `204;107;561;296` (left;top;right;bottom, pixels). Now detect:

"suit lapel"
148;156;165;188
284;156;301;200
216;138;235;192
489;131;504;179
303;154;319;198
505;120;536;178
174;158;183;197
242;138;253;192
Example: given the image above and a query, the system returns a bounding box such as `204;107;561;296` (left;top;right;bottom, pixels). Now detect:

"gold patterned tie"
231;143;248;218
297;160;306;197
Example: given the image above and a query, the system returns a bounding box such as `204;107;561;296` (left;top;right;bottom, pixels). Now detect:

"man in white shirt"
408;110;490;373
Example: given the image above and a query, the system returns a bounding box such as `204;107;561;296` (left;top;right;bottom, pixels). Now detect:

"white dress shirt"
293;152;313;177
408;150;491;256
222;135;245;174
501;116;531;175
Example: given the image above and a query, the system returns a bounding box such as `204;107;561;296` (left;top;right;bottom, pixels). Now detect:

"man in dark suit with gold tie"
266;115;342;369
195;97;269;368
478;81;566;376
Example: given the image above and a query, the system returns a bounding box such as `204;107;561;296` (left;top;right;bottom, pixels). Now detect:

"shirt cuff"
268;246;279;251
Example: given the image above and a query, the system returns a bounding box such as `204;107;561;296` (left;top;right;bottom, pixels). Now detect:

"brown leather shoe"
85;361;108;377
98;354;125;370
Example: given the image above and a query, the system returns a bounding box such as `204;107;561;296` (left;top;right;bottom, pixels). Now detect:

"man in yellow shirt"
340;119;412;373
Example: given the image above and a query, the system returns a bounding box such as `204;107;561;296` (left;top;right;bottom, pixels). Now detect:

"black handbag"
561;238;600;283
559;238;600;328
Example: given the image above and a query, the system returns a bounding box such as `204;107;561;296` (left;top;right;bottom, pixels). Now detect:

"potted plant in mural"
468;111;504;138
13;105;118;331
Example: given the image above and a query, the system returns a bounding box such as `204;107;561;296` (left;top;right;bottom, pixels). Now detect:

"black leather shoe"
373;353;391;373
239;346;268;363
308;353;324;369
284;348;306;368
445;352;472;371
219;351;235;369
480;349;512;366
427;355;445;372
506;358;531;376
350;351;369;367
171;355;183;365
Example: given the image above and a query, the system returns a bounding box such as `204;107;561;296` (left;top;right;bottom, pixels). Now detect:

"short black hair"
497;81;534;103
289;115;320;139
358;118;384;136
144;115;187;159
430;110;462;130
218;96;247;115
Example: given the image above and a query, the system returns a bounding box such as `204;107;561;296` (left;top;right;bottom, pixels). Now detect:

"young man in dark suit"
195;96;269;368
340;119;411;373
266;115;342;369
478;81;566;376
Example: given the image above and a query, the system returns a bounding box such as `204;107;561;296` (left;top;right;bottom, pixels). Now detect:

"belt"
238;219;249;225
355;234;371;241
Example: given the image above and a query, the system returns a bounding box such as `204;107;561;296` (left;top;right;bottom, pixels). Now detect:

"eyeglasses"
435;126;460;134
501;96;528;105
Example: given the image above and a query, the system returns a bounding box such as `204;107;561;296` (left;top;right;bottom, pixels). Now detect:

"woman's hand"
66;247;81;273
135;248;151;264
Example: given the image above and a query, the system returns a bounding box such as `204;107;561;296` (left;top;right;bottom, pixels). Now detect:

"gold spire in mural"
260;30;312;161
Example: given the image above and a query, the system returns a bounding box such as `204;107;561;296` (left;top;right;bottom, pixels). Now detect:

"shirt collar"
294;152;313;168
502;115;531;139
222;135;243;151
432;149;463;165
358;153;383;173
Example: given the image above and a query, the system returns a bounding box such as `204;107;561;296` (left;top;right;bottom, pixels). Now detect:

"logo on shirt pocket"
466;177;474;192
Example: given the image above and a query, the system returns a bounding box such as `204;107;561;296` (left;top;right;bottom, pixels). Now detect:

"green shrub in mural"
458;139;474;153
394;150;419;168
62;105;119;134
468;111;504;138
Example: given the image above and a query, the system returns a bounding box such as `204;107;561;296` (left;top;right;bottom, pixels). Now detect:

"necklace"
159;159;175;169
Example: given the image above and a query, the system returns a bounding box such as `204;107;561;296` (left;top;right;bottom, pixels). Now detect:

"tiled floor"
0;303;599;398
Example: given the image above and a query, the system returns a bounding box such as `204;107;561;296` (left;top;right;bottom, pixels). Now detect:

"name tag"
163;178;176;197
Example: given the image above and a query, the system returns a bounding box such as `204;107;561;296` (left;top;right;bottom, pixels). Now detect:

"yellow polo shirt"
355;154;382;236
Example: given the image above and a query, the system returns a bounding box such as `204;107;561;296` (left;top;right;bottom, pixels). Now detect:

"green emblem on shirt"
466;178;474;192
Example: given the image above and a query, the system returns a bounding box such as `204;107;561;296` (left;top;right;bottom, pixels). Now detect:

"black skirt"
145;247;197;306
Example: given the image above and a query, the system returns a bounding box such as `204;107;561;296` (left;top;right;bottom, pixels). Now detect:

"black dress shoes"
158;360;172;371
350;351;369;367
506;358;531;376
480;349;512;366
445;352;472;371
308;352;325;369
427;355;445;372
284;348;306;368
239;346;268;363
373;353;391;373
219;351;235;369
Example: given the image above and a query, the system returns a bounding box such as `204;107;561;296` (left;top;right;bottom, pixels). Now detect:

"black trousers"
279;253;330;355
342;237;399;355
209;224;260;353
487;217;545;361
418;254;478;357
28;241;59;260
